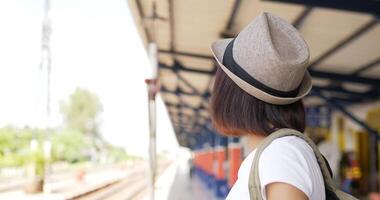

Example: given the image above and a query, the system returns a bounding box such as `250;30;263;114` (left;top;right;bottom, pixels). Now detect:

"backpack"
248;128;358;200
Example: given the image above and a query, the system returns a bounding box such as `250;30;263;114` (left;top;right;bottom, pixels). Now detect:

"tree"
0;126;43;167
60;88;103;136
51;129;91;163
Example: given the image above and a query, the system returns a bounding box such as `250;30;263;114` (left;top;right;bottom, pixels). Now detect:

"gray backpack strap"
248;128;337;200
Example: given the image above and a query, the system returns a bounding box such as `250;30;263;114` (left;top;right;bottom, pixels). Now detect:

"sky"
0;0;179;156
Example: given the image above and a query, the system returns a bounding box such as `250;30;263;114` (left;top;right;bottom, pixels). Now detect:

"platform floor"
167;159;193;200
140;153;223;200
166;157;216;200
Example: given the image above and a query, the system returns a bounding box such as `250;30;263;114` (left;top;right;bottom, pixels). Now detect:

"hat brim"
210;38;312;105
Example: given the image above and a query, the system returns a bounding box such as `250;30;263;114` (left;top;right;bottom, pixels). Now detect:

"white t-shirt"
226;136;325;200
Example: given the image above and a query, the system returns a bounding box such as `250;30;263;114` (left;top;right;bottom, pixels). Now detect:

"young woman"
210;12;324;200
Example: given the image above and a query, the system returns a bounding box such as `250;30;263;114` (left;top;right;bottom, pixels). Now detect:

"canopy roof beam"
158;49;214;60
134;0;151;43
264;0;380;15
309;69;380;87
159;62;215;75
309;19;378;69
312;85;378;99
292;6;313;29
315;89;379;191
168;0;176;51
165;102;208;112
315;90;379;138
352;57;380;75
161;86;210;97
162;60;380;88
222;0;242;37
169;111;209;121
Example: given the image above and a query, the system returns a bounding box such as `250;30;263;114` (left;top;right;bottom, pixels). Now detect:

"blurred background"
0;0;380;200
0;0;179;199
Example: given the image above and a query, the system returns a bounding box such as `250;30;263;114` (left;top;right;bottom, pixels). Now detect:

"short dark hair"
210;68;306;136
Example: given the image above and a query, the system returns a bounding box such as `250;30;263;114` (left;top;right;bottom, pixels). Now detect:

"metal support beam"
177;73;202;94
225;0;242;31
161;61;213;121
315;91;379;137
308;93;354;105
222;0;242;37
161;86;198;96
173;120;204;133
158;49;214;60
169;111;208;121
310;19;378;69
309;91;362;105
264;0;380;15
134;0;152;43
292;6;313;29
352;57;380;75
312;85;377;99
177;73;212;113
161;86;211;98
169;110;201;119
309;69;380;87
168;0;175;51
161;61;213;136
159;52;380;87
316;91;379;191
164;62;380;87
165;102;207;112
173;71;184;136
173;123;200;130
172;119;206;128
159;62;215;75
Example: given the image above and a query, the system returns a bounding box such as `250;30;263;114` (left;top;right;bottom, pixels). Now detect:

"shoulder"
260;136;314;165
259;135;317;175
258;136;319;199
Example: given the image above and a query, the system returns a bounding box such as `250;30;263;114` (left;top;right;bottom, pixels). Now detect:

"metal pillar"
145;43;159;200
317;92;379;191
39;0;52;193
143;0;160;197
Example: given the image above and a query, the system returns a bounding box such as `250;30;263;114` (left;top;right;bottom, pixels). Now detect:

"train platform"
148;154;220;200
167;158;198;200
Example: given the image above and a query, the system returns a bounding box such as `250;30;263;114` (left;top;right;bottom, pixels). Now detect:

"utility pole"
144;0;160;199
145;43;159;200
39;0;52;193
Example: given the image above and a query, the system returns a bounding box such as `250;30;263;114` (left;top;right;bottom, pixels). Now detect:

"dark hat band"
222;39;300;98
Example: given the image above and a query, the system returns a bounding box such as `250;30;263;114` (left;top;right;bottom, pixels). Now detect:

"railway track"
72;162;170;200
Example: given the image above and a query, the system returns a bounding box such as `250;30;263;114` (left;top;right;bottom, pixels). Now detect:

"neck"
245;134;266;152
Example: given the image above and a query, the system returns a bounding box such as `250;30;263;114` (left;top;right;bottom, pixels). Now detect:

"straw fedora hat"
211;12;312;105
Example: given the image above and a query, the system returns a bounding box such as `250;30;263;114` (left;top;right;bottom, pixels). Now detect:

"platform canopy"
128;0;380;147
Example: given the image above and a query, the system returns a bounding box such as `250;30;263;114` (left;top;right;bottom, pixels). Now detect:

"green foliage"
0;126;27;154
60;88;103;135
0;127;43;167
51;129;91;163
105;145;130;163
0;125;131;168
0;153;27;167
30;148;46;177
0;88;132;173
0;126;92;167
